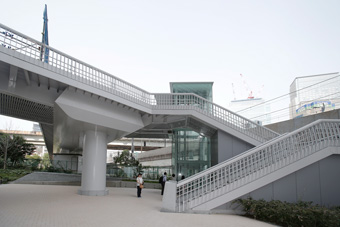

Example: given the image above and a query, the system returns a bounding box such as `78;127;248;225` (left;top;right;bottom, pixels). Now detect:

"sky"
1;0;340;130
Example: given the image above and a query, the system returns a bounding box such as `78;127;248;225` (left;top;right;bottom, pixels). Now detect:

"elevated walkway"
0;23;279;197
0;23;278;152
4;23;338;207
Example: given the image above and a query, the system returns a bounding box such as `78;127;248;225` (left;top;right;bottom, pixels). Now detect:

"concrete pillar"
78;129;108;196
161;181;177;212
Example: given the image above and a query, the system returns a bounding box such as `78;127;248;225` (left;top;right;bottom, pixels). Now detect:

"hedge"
235;198;340;227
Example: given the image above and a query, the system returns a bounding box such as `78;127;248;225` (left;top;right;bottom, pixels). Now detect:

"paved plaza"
0;184;275;227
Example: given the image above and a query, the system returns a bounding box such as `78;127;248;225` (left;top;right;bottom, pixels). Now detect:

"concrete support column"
161;181;177;212
78;129;108;196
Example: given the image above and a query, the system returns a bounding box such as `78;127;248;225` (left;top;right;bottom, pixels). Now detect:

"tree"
26;153;42;160
25;153;42;169
40;153;51;169
133;164;143;178
0;134;36;167
113;150;139;166
0;134;11;169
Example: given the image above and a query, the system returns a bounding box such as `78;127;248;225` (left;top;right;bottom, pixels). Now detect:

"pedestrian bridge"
1;23;339;212
0;23;278;195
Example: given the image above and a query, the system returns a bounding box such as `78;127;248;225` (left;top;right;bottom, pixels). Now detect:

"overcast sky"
1;0;340;130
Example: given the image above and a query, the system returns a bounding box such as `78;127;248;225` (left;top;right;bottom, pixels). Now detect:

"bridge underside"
0;58;147;196
126;115;217;138
0;55;257;197
0;59;230;154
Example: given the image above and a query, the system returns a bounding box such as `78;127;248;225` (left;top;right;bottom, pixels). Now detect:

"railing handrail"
177;119;340;186
176;119;340;213
152;92;279;135
177;132;289;186
0;23;279;142
0;23;151;96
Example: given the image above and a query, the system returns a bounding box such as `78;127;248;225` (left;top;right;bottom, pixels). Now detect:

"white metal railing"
0;23;278;142
152;93;279;142
175;119;340;212
0;24;152;107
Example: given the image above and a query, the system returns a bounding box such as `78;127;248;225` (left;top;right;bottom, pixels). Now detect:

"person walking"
136;173;144;198
161;172;167;195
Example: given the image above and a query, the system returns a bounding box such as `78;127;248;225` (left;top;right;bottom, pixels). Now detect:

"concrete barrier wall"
107;181;161;189
13;172;162;189
15;180;162;189
266;109;340;134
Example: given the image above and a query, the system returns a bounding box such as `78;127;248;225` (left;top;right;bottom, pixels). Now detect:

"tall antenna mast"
40;4;49;63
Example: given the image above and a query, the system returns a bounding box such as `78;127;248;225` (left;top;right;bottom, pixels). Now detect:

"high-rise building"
289;72;340;119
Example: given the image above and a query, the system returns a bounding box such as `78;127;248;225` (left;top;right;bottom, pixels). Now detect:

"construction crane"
240;74;254;99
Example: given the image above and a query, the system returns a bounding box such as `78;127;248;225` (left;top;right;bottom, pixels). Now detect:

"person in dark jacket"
161;172;167;195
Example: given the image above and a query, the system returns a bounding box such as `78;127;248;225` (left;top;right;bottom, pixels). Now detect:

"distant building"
289;72;340;119
32;123;41;132
229;98;271;125
137;146;172;167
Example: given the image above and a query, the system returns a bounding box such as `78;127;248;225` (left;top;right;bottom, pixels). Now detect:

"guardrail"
175;119;340;212
152;93;278;142
0;24;152;107
0;23;278;143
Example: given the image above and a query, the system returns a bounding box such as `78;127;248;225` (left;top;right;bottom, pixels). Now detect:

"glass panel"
170;82;214;102
172;129;211;180
170;82;213;180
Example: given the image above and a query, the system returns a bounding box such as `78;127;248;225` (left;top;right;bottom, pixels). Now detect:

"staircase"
173;119;340;212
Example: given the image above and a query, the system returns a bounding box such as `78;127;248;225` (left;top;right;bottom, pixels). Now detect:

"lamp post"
3;134;13;170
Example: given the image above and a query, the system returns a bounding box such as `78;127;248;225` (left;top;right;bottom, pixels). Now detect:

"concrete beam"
55;88;145;133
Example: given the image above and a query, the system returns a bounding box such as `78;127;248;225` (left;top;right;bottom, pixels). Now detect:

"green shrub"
41;165;73;174
44;166;62;173
235;198;340;227
0;169;32;183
